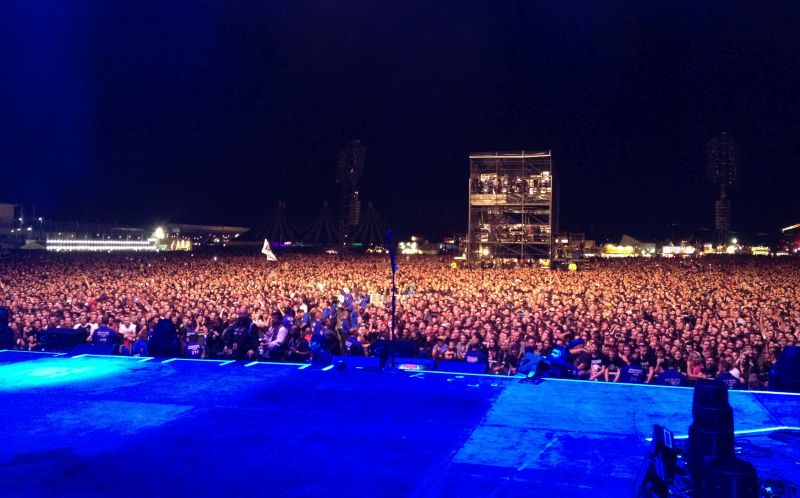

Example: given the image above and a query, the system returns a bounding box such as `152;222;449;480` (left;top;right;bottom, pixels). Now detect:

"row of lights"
46;239;158;252
47;246;158;252
47;240;155;245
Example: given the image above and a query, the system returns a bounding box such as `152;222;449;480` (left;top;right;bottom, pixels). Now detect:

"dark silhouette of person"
148;318;181;358
0;307;14;350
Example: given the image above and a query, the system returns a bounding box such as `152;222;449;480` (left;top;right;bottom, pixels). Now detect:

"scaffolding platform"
467;151;554;266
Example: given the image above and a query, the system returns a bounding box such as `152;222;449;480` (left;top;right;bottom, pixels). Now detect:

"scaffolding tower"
467;151;554;266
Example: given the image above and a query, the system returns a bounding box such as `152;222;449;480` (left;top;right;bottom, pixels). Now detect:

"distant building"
0;203;18;231
0;203;22;249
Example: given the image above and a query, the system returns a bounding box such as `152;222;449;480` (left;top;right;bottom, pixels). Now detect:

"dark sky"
2;1;799;241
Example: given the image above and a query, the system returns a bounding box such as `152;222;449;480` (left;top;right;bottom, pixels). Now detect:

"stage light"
153;227;166;240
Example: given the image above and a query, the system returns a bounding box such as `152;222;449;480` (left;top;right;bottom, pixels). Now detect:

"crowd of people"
0;252;797;390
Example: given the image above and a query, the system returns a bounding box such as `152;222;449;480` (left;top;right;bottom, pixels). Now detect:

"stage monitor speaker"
370;339;420;359
39;328;86;351
436;360;488;374
331;355;380;369
391;340;420;357
394;357;435;372
769;346;800;393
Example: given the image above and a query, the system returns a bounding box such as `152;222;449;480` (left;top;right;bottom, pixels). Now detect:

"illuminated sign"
662;245;696;256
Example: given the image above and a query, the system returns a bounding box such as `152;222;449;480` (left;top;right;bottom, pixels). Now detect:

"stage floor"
1;350;799;498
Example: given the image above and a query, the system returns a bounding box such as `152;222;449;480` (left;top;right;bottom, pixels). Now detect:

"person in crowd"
431;337;448;362
620;352;647;384
344;328;364;356
0;307;14;350
517;345;545;377
184;331;203;359
309;331;332;366
465;342;487;365
264;311;288;361
716;360;743;390
0;253;794;391
322;319;341;356
149;318;181;358
656;359;688;387
637;344;657;384
224;307;258;360
286;326;310;363
92;316;116;347
132;331;149;357
119;316;137;343
73;315;92;342
585;342;609;381
604;347;626;382
543;338;584;379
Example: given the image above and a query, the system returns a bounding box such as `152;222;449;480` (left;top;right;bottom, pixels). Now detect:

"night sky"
2;1;799;241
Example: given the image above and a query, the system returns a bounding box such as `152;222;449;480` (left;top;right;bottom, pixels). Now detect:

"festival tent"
246;200;298;244
301;201;339;245
351;202;387;246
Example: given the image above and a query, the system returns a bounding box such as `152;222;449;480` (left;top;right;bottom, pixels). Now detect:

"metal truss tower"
336;139;365;247
707;132;739;245
467;151;554;266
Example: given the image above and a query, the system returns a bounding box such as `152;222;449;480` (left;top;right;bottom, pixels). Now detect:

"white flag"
261;239;277;261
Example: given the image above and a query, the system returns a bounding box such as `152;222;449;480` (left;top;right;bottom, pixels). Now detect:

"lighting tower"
706;132;739;245
336;139;365;247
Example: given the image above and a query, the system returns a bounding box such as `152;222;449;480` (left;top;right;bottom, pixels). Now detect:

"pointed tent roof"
619;234;644;247
249;200;297;243
351;202;386;246
301;201;339;245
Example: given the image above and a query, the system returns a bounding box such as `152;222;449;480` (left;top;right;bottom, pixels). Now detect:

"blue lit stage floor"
1;351;799;498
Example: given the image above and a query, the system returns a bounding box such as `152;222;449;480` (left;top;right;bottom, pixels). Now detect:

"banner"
261;239;277;261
